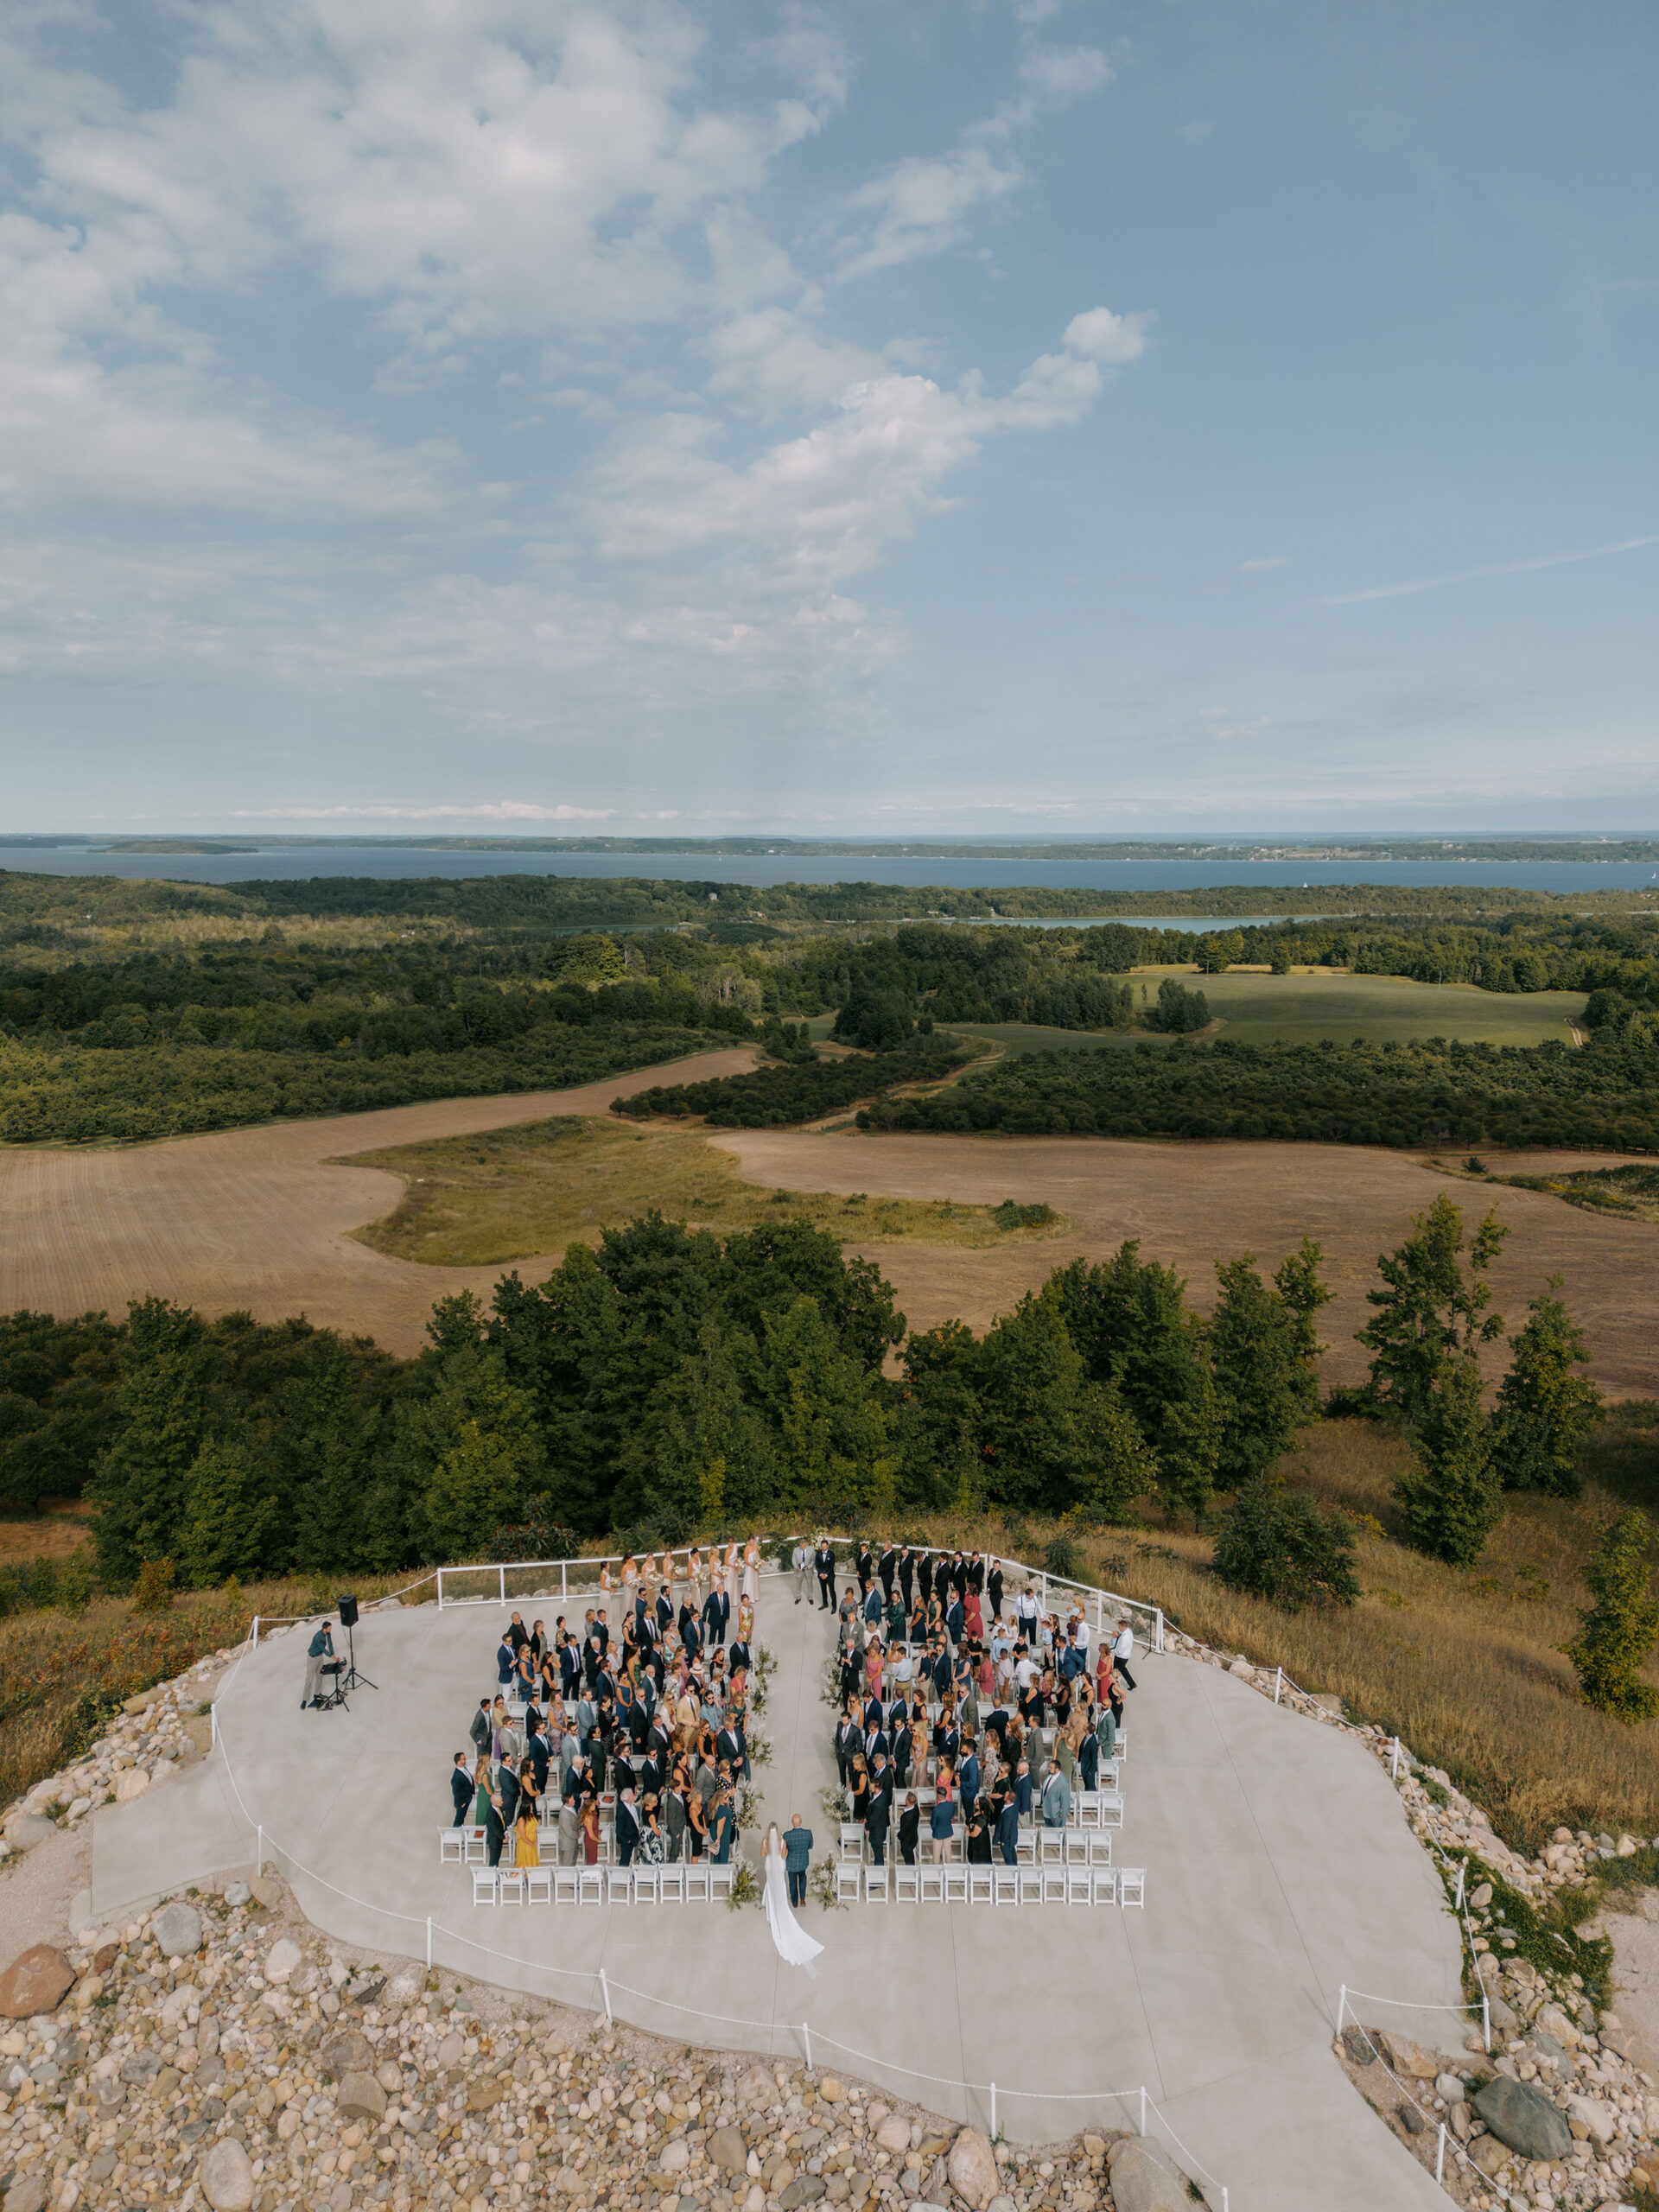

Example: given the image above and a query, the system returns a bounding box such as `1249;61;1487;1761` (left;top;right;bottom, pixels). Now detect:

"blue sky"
2;0;1656;836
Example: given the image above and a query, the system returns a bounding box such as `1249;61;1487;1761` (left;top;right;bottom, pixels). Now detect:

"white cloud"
232;801;616;822
1325;533;1659;604
1240;555;1289;572
1017;45;1113;107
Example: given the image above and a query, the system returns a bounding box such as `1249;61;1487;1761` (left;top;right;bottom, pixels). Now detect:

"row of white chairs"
836;1827;1116;1869
838;1864;1143;1906
472;1865;734;1905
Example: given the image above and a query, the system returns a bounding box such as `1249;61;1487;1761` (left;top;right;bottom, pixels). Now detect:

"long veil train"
762;1823;824;1973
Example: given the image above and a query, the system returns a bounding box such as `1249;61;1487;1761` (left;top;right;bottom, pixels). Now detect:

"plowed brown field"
3;1064;1655;1393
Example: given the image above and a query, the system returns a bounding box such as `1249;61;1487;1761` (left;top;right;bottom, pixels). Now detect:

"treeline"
4;1218;1332;1579
612;1039;970;1129
859;1034;1659;1154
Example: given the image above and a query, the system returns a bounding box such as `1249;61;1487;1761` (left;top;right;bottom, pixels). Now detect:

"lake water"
4;846;1658;898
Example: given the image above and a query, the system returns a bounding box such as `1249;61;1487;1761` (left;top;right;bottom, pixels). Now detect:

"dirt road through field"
0;1051;756;1351
715;1130;1659;1398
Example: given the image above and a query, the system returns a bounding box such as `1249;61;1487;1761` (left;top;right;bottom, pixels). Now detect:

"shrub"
1564;1510;1659;1724
131;1558;175;1614
1211;1479;1360;1611
1044;1530;1082;1581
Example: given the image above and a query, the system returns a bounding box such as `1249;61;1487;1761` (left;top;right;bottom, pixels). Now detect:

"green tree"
1157;1353;1221;1527
1564;1510;1659;1723
1491;1280;1602;1497
176;1438;276;1586
1392;1355;1501;1565
1212;1478;1359;1611
1071;1378;1159;1524
896;1320;984;1511
404;1349;545;1563
1209;1244;1329;1487
90;1297;211;1586
1357;1194;1508;1425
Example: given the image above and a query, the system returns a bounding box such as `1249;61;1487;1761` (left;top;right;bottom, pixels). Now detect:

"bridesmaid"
600;1559;614;1601
742;1535;761;1605
688;1545;704;1611
723;1541;740;1604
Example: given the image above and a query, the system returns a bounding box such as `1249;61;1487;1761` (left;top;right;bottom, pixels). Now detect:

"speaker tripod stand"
341;1619;377;1694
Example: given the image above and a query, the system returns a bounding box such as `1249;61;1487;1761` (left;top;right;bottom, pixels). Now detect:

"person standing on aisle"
785;1814;814;1906
815;1537;837;1609
450;1751;474;1826
793;1538;812;1603
1112;1620;1138;1692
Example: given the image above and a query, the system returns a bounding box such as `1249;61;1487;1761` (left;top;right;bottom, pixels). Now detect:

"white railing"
434;1538;1164;1653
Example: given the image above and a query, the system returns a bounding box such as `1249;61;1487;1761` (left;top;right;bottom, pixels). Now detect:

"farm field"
350;1112;1065;1266
1171;967;1587;1045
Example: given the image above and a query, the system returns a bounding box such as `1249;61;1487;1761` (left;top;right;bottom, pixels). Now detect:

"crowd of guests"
823;1543;1136;1868
450;1539;767;1873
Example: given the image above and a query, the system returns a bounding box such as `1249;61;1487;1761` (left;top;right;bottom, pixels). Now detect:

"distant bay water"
4;844;1659;900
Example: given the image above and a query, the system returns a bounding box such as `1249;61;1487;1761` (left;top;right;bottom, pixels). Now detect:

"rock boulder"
1472;2075;1572;2164
150;1902;201;1959
0;1945;75;2018
946;2128;998;2209
336;2069;387;2121
198;2135;255;2211
1104;2138;1188;2212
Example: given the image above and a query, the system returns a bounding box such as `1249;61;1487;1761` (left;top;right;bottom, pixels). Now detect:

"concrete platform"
92;1578;1464;2210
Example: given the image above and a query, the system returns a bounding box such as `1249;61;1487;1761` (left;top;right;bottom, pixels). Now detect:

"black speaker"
338;1593;359;1629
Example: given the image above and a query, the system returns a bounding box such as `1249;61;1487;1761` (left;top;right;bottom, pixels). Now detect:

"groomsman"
866;1752;894;1866
879;1542;898;1604
815;1538;837;1610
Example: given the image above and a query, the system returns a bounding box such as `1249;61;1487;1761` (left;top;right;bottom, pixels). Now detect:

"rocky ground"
3;1627;1659;2212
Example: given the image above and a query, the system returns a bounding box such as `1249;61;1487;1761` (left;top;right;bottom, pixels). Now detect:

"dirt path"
712;1131;1659;1397
0;1050;756;1352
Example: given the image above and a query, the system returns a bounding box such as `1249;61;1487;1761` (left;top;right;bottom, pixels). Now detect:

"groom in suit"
702;1584;730;1649
815;1539;837;1610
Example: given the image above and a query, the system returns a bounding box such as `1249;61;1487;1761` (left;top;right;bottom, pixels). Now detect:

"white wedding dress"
762;1827;823;1972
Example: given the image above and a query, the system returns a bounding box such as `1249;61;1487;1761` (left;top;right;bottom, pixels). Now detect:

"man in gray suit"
1040;1757;1071;1829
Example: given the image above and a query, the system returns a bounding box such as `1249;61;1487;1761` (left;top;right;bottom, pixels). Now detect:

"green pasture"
1160;969;1586;1046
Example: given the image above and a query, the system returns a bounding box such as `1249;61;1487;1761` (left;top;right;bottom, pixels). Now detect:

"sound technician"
302;1618;335;1709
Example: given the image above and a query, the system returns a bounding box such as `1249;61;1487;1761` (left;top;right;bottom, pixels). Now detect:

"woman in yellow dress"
516;1800;540;1868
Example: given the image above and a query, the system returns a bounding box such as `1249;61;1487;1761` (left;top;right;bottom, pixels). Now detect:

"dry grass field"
350;1113;1066;1265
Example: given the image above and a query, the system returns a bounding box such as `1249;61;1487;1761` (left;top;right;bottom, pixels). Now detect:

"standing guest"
898;1792;921;1867
918;1552;934;1609
959;1733;981;1823
856;1541;874;1599
302;1618;335;1709
815;1536;837;1610
1112;1620;1138;1692
514;1641;537;1704
615;1785;640;1868
580;1797;601;1866
639;1795;667;1864
1040;1757;1071;1829
496;1629;517;1688
1015;1584;1039;1648
930;1768;956;1862
898;1548;915;1611
498;1755;521;1831
702;1581;730;1649
885;1588;908;1649
785;1814;814;1906
451;1751;475;1826
473;1757;493;1827
709;1788;737;1865
469;1696;493;1762
880;1541;898;1605
666;1772;689;1862
516;1795;540;1870
1014;1752;1033;1825
867;1752;893;1866
995;1788;1020;1866
686;1781;709;1859
965;1808;992;1865
988;1558;1004;1623
484;1786;506;1868
558;1792;581;1868
793;1539;813;1604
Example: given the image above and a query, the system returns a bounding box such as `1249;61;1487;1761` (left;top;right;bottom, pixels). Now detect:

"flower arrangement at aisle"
810;1855;848;1911
725;1859;760;1910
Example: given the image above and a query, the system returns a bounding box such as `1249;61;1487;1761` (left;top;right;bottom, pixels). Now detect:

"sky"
1;0;1656;838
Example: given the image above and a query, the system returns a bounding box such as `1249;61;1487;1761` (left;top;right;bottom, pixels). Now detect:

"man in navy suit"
450;1751;474;1826
615;1786;640;1867
702;1585;730;1648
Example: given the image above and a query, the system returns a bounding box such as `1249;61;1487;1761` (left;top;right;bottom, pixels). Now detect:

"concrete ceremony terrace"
88;1563;1465;2212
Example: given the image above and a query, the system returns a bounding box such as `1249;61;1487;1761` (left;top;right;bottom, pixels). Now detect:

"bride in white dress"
761;1823;823;1973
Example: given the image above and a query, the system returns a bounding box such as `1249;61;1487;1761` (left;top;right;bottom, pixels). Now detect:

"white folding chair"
1088;1834;1114;1867
1073;1792;1102;1830
1099;1791;1124;1828
863;1865;889;1902
1117;1866;1146;1909
838;1823;865;1862
918;1866;945;1903
1090;1868;1118;1906
893;1865;920;1903
708;1866;734;1901
685;1866;711;1902
968;1869;994;1904
1113;1732;1127;1763
1065;1831;1091;1865
1017;1868;1043;1905
553;1869;579;1904
992;1866;1019;1907
658;1866;685;1903
1038;1830;1065;1866
1096;1760;1120;1791
471;1869;499;1906
1065;1866;1092;1904
577;1869;604;1905
836;1862;862;1904
607;1867;632;1904
463;1827;488;1865
497;1867;526;1904
1040;1867;1066;1904
525;1867;553;1904
440;1827;466;1864
633;1867;661;1904
1014;1834;1036;1866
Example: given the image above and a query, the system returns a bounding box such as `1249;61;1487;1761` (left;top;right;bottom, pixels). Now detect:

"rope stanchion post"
1482;1992;1491;2052
257;1825;264;1875
802;2024;811;2070
600;1967;612;2024
989;2083;996;2141
1389;1736;1402;1781
1455;1859;1465;1910
426;1918;433;1969
1274;1666;1282;1706
1138;2087;1146;2138
1337;1984;1346;2034
1435;2123;1446;2183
